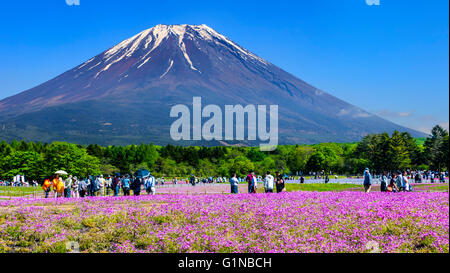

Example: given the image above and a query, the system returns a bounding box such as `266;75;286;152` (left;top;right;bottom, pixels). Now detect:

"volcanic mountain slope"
0;24;425;145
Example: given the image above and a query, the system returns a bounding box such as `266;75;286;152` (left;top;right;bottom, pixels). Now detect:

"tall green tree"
424;125;449;171
287;146;314;174
0;151;44;181
43;142;101;178
388;131;411;171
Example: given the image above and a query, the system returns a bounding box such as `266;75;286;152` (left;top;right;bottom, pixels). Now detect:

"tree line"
0;125;448;181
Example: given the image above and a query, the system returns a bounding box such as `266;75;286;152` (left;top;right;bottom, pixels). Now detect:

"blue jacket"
396;175;403;188
364;172;372;186
79;179;90;191
122;178;130;189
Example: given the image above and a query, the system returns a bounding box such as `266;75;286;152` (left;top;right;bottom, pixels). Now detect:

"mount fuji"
0;24;425;145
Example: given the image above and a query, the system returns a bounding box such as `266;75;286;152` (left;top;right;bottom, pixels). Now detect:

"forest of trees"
0;126;448;182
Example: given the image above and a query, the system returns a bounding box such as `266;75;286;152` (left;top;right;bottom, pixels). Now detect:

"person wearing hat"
97;175;106;196
71;176;79;198
105;175;112;196
275;171;285;193
145;172;156;195
363;168;372;193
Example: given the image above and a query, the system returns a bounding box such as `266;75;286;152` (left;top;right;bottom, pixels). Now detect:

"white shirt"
230;177;239;186
98;178;105;188
64;178;73;188
146;176;156;188
105;178;112;187
264;175;274;190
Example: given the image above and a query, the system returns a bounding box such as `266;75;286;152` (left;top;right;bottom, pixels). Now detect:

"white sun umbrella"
55;170;68;175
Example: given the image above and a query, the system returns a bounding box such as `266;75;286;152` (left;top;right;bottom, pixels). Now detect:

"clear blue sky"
0;0;448;133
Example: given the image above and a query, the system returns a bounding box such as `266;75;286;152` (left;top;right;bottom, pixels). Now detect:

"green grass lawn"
254;183;359;193
412;183;449;192
0;186;42;198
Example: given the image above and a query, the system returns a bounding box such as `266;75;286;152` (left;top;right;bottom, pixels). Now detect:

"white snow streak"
160;60;174;78
88;61;102;71
137;57;151;69
77;57;94;70
179;36;199;72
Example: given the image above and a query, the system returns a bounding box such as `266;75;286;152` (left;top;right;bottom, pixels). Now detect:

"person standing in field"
52;175;58;197
264;171;274;193
145;173;156;195
71;177;79;198
112;174;121;197
53;174;64;198
246;170;257;194
64;175;73;198
275;171;285;193
440;172;445;183
229;173;239;194
90;176;97;196
105;176;112;196
388;172;399;192
396;171;404;192
122;175;131;196
42;177;52;198
363;168;372;193
132;176;142;196
87;175;94;196
403;171;412;192
78;178;88;198
189;174;196;186
414;172;422;183
98;175;106;196
380;171;388;192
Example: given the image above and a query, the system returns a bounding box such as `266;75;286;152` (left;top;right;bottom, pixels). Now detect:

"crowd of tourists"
228;170;286;194
1;168;445;198
0;179;38;187
41;173;159;198
362;169;447;193
37;170;287;198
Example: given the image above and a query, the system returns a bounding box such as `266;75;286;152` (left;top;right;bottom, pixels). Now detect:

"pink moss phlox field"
0;192;448;253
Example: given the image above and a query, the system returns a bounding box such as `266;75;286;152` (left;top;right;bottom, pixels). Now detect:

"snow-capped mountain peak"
88;24;268;78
